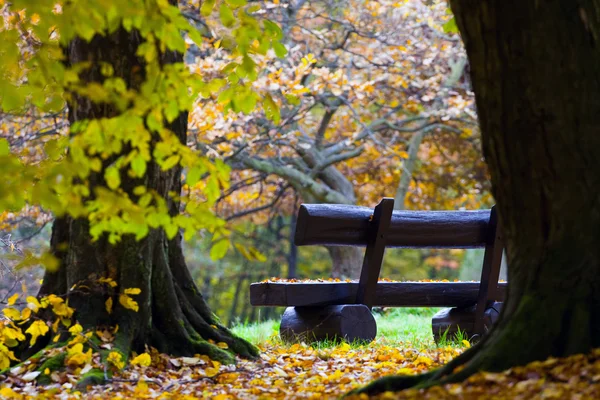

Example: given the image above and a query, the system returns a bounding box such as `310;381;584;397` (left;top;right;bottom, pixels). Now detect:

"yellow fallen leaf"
105;297;113;314
0;387;20;399
462;340;471;348
107;351;125;369
217;342;228;349
119;294;139;312
124;288;141;295
131;353;152;367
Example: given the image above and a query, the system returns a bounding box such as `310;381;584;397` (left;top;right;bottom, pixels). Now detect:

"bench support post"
432;206;505;342
356;198;395;307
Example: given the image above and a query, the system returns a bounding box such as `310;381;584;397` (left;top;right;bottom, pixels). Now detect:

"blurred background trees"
1;0;495;326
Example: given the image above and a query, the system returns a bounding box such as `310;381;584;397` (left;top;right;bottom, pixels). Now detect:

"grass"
232;307;467;349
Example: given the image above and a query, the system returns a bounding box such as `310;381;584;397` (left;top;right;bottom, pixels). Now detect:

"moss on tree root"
76;369;107;390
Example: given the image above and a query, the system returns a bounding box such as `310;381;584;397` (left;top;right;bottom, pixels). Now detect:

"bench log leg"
280;305;377;344
432;302;503;343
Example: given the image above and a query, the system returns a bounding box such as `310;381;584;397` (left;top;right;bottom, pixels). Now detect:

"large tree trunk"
327;246;363;280
356;0;600;395
32;21;256;364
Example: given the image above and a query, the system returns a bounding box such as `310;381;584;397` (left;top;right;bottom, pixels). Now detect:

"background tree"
357;0;600;395
188;0;491;278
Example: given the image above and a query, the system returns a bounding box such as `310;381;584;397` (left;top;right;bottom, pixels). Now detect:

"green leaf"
273;41;287;58
210;239;229;260
263;20;283;40
1;84;24;112
187;166;202;186
226;0;247;8
219;4;236;28
131;154;147;177
443;18;458;34
285;94;301;106
0;138;9;156
235;92;258;114
201;0;216;16
105;167;121;190
161;155;180;170
263;94;280;123
164;101;180;123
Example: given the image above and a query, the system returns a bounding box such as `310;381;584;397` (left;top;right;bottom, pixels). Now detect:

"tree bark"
356;0;600;395
30;21;257;364
327;246;363;280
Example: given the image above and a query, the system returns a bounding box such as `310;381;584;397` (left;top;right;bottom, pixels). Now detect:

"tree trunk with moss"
356;0;600;395
27;21;256;366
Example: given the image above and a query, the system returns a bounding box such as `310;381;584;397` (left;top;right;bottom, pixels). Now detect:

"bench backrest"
292;197;504;326
295;205;494;248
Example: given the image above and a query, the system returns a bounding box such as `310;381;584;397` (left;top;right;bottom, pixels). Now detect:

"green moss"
37;353;67;373
35;353;67;385
76;369;107;390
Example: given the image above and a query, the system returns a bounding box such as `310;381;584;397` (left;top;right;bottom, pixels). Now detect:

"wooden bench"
250;198;505;343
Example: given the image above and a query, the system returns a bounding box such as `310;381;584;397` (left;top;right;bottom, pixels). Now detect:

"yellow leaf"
124;288;141;295
21;308;31;321
3;307;21;321
44;368;50;374
131;353;152;367
98;277;117;288
25;320;49;346
119;294;139;312
69;324;83;335
217;342;228;349
205;367;219;377
26;296;41;312
107;351;125;369
2;325;25;344
462;340;471;348
0;387;20;399
7;293;18;306
66;343;93;367
135;379;149;394
105;297;113;314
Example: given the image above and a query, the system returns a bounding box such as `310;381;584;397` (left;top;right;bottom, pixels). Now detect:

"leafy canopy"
0;0;286;258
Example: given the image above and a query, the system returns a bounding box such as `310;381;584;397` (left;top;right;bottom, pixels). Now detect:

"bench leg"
280;305;377;344
432;302;503;343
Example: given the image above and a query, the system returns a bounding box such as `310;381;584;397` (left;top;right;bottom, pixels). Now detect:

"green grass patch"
232;307;467;350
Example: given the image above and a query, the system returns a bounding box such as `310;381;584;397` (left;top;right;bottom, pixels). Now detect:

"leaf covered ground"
1;310;599;399
1;338;464;399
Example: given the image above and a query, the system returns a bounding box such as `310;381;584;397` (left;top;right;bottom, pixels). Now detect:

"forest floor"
2;308;600;399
